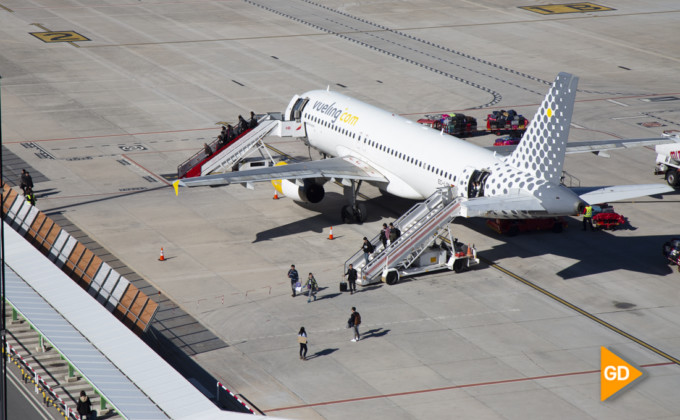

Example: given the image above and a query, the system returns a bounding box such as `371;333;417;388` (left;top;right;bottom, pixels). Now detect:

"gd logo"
600;347;644;401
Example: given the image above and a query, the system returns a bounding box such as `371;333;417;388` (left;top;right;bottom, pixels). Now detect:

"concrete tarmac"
2;0;680;419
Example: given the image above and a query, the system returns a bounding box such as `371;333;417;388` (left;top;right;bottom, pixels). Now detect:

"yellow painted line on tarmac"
484;258;680;366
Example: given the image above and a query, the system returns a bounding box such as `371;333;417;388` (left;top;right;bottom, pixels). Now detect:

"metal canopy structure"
4;223;255;420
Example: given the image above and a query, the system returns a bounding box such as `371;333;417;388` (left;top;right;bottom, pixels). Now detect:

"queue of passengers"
213;111;259;152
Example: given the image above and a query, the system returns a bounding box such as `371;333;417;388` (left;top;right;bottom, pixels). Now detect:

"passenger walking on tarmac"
388;222;401;243
344;263;358;294
304;273;318;303
248;111;258;129
77;390;94;419
348;307;361;342
237;115;249;133
362;237;374;266
288;264;300;297
203;142;212;157
380;223;390;248
582;204;593;231
24;188;36;207
298;327;308;360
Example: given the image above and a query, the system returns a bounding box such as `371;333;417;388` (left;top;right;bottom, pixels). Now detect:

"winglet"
173;180;180;196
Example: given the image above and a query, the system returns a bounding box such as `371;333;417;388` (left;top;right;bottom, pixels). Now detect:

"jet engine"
271;162;325;203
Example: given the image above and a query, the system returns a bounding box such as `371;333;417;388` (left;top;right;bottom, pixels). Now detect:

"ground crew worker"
582;204;593;231
25;188;36;206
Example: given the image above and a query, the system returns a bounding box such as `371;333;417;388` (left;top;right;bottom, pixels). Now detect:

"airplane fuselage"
291;90;584;219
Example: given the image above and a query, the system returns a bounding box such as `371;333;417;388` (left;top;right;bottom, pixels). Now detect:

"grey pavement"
1;1;680;419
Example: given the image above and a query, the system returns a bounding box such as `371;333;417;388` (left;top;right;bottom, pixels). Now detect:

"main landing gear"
341;180;368;224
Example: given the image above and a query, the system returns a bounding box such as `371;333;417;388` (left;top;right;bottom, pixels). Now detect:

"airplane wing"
564;136;680;156
486;136;680;157
176;156;387;188
460;194;545;218
572;184;674;204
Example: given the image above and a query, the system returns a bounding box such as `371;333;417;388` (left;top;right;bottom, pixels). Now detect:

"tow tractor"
654;131;680;188
417;113;477;137
662;238;680;273
486;109;529;136
590;204;626;230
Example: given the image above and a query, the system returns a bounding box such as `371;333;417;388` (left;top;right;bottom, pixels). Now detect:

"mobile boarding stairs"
177;113;304;179
345;186;479;286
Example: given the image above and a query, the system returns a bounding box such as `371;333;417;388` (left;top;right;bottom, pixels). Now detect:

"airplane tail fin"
507;72;579;183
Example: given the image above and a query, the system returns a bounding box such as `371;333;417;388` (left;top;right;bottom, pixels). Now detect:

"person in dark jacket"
76;390;93;419
388;222;401;243
237;115;248;133
203;143;212;157
379;223;389;248
288;264;299;297
226;124;235;142
248;111;258;129
362;237;374;266
20;169;33;194
344;264;358;294
348;307;361;341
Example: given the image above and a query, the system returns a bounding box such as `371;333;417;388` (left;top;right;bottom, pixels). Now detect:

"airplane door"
289;97;309;121
467;169;491;197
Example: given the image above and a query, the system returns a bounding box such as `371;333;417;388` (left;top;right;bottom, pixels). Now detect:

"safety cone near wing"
159;247;165;261
273;190;279;200
328;227;334;240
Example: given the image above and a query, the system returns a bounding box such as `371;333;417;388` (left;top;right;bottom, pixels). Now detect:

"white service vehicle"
655;132;680;188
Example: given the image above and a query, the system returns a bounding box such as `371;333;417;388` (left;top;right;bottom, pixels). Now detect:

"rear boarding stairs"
345;186;479;286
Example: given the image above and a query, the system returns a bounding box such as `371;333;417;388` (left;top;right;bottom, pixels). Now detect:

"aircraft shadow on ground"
457;217;678;280
253;192;417;242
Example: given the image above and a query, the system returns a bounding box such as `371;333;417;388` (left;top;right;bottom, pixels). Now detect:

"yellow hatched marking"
519;3;615;15
30;31;90;43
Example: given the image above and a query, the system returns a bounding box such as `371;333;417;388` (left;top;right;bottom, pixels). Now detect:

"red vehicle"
417;113;477;137
589;204;626;230
486;109;529;136
486;217;567;236
493;136;521;146
663;238;680;272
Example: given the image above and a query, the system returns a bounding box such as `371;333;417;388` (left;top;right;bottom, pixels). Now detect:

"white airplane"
176;73;675;223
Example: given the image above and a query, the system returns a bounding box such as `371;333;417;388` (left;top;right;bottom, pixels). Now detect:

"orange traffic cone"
273;190;279;200
159;247;165;261
466;244;473;257
328;226;334;240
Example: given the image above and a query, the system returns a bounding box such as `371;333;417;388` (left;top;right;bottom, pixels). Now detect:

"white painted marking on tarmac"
570;123;584;129
234;309;520;342
606;99;629;107
612;115;646;120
